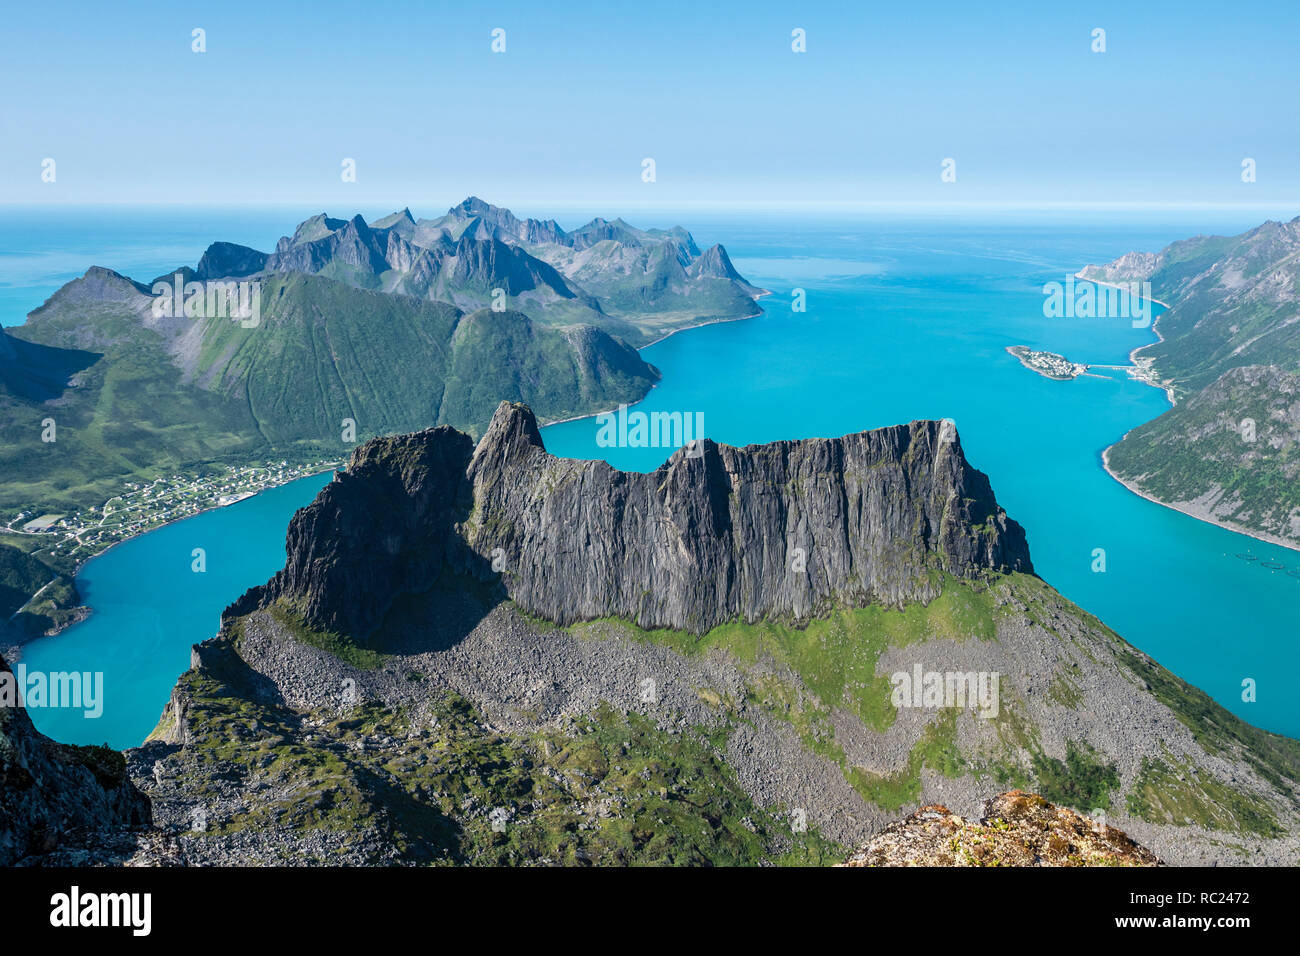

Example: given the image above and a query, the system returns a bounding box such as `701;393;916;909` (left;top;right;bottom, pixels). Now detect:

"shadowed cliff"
229;402;1032;638
0;655;150;865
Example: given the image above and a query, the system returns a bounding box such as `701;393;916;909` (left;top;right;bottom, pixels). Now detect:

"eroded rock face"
838;791;1161;867
0;655;150;865
232;401;1032;638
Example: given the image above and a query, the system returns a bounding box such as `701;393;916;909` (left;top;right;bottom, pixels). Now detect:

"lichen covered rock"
839;790;1161;867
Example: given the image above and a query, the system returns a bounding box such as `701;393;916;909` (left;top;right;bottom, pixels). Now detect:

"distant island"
0;199;768;641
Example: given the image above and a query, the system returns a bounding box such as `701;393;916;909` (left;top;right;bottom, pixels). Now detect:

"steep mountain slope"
0;653;150;865
1080;217;1300;396
1;268;267;512
131;404;1300;866
176;272;656;446
0;543;81;642
1105;365;1300;545
0;263;659;514
1080;217;1300;545
236;402;1031;639
0;327;99;403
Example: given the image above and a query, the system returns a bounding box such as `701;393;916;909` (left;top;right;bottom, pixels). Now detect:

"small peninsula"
1006;345;1088;380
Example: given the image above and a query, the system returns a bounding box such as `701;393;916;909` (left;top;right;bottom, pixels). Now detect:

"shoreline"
68;463;340;577
540;295;770;430
1072;270;1177;406
1073;272;1171;309
635;290;771;351
1067;271;1298;553
9;464;341;652
1101;445;1300;555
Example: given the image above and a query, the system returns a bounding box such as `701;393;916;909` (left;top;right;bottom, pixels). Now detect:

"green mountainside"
0;199;765;524
1105;365;1300;544
1080;216;1300;545
0;541;81;639
1;271;266;513
1080;218;1300;397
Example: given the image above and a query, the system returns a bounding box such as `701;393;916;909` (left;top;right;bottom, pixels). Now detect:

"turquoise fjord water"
5;207;1298;747
18;474;332;747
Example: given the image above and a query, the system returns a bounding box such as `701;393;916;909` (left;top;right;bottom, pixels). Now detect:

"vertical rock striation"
232;402;1032;638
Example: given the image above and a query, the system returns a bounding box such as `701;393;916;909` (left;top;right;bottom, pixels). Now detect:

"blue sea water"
3;205;1298;746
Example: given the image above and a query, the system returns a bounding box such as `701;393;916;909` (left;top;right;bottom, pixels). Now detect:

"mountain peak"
691;243;743;280
287;213;348;246
195;241;268;280
369;207;416;230
451;196;498;218
472;401;546;469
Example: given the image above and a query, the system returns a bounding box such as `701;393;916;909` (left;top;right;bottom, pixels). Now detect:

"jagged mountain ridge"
195;197;767;346
1;198;764;512
232;402;1032;639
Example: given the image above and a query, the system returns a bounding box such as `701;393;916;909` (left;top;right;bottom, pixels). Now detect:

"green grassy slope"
0;271;659;514
1;300;267;512
1107;365;1300;543
193;274;659;444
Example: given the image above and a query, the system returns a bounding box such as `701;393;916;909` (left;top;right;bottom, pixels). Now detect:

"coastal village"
2;458;341;569
1005;344;1175;402
1006;345;1090;380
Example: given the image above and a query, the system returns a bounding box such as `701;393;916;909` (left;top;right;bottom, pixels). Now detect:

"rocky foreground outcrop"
0;655;150;865
839;791;1161;867
231;402;1032;639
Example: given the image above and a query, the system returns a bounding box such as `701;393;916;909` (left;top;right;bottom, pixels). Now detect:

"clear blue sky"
1;0;1296;209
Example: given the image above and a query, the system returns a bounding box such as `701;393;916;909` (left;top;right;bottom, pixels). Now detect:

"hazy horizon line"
3;199;1297;213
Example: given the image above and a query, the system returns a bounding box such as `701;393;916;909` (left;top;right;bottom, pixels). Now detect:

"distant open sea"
4;204;1298;746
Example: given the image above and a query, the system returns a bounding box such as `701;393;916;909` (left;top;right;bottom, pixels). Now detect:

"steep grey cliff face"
233;402;1031;639
0;656;149;864
195;241;269;280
